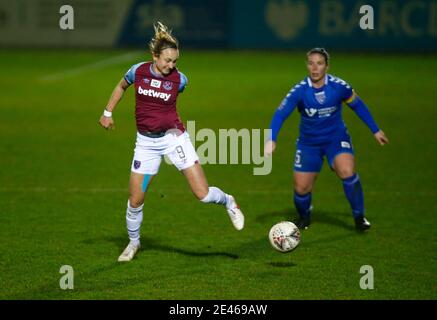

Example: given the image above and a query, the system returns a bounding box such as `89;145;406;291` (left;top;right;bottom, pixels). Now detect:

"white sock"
200;187;229;207
126;200;143;244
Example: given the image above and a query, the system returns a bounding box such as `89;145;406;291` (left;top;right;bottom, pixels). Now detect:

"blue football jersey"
275;74;354;145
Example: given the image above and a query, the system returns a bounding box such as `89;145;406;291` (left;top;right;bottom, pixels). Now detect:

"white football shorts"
130;131;199;175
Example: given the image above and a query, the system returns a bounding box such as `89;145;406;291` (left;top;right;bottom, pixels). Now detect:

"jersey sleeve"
347;95;380;133
123;62;144;85
332;75;379;133
331;76;354;102
340;79;354;102
269;86;301;141
178;72;188;92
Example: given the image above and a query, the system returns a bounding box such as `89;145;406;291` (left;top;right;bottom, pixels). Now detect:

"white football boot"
118;241;141;262
226;195;245;230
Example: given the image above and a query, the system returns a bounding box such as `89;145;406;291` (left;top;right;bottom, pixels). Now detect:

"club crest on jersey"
305;108;317;117
134;160;141;169
151;79;161;88
315;91;326;104
143;78;150;84
163;81;173;91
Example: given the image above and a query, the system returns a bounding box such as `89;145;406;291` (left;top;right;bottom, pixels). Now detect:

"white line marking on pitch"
39;51;142;83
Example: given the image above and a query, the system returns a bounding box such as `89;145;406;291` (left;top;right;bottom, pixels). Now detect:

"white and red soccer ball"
269;221;301;253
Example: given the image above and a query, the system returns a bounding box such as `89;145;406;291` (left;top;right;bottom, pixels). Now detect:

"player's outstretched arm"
99;78;130;130
264;92;299;156
346;92;389;145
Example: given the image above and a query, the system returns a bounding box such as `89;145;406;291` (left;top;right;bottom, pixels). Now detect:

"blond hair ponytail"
149;21;179;56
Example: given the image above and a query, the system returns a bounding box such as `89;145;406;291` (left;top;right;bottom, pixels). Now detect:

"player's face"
307;53;328;84
153;48;179;76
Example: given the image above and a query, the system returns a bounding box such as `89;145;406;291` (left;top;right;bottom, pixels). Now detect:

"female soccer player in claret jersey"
99;22;244;262
264;48;389;231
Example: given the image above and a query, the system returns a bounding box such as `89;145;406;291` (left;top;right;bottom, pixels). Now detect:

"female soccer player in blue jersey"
99;22;244;262
264;48;389;231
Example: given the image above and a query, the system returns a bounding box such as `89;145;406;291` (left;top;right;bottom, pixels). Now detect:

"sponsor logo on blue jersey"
304;108;317;117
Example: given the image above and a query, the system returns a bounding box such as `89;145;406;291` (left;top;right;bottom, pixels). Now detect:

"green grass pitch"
0;49;436;299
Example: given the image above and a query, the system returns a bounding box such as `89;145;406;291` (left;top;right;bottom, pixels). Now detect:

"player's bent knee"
128;197;144;209
336;169;355;179
294;185;312;195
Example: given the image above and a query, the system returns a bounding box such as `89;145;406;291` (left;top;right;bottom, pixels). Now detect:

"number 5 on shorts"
295;150;301;165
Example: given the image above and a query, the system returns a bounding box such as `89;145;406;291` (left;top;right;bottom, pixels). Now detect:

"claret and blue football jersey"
123;62;188;133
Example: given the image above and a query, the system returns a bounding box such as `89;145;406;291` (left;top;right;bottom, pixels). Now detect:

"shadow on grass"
102;235;239;260
10;235;239;299
229;237;299;268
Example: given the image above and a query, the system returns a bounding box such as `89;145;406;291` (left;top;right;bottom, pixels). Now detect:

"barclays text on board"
231;0;437;49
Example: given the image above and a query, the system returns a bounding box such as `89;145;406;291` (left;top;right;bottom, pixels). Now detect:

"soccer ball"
269;221;301;253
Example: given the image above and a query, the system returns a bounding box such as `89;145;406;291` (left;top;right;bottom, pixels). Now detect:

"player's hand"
264;140;276;157
99;115;115;130
374;130;389;145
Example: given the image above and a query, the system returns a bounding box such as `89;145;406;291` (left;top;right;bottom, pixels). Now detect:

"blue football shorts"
293;133;354;172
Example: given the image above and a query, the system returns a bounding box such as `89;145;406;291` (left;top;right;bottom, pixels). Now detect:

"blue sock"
342;173;364;218
294;191;312;219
